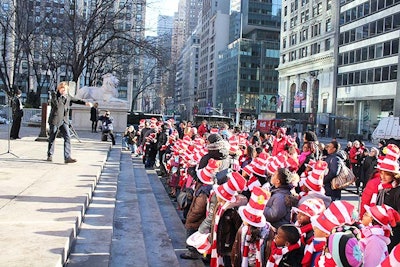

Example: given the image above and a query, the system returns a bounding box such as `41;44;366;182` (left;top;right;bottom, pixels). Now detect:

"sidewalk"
0;124;112;267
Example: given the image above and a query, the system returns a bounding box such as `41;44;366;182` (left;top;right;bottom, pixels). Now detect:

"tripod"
69;122;82;143
0;96;19;158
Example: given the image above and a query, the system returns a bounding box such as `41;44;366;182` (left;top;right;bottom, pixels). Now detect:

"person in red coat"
271;128;287;156
359;170;381;217
197;119;209;138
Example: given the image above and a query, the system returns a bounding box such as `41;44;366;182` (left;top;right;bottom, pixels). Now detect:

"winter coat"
271;137;287;156
360;226;390;267
380;186;400;252
360;155;378;185
185;183;212;230
359;171;381;217
212;195;248;256
323;152;341;199
263;185;293;229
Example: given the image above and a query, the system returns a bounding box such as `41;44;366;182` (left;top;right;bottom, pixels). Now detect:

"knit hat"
292;198;325;218
213;171;247;202
196;158;219;185
277;127;286;135
238;186;270;227
186;231;211;254
328;232;362;267
311;200;357;234
303;160;328;193
378;144;400;173
364;204;400;227
380;243;400;267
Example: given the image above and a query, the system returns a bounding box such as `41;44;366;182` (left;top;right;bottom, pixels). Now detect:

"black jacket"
48;91;86;126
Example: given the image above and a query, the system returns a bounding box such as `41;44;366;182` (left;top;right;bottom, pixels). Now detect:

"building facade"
336;0;400;139
277;0;338;136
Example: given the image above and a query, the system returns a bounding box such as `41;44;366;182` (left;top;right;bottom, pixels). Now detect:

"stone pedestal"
71;104;128;132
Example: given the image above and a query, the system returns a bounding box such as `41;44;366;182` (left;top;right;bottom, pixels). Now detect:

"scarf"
299;223;314;245
301;237;326;267
210;202;228;267
371;180;397;205
266;239;301;267
240;225;263;267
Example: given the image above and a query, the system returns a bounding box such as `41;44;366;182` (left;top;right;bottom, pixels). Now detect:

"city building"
216;0;281;124
196;0;231;115
336;0;400;139
277;0;338;136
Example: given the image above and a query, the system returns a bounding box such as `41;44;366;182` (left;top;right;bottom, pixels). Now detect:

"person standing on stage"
47;81;92;163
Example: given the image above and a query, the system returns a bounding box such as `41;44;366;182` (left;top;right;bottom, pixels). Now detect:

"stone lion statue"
76;73;126;103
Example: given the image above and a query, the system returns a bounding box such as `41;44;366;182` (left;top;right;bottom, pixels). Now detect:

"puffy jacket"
185;183;212;230
359;171;380;217
263;185;293;229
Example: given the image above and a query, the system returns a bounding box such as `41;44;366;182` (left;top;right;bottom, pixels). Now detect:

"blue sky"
146;0;179;36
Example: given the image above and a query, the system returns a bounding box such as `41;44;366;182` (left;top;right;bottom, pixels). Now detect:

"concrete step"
66;146;120;267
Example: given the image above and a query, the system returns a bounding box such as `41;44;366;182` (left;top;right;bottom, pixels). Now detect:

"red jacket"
271;136;287;156
197;123;208;137
359;171;380;217
349;146;364;164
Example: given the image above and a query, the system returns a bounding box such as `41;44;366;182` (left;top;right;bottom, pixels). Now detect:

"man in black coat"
10;89;23;139
47;81;92;163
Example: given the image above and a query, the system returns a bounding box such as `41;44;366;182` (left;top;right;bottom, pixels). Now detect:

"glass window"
356;49;361;62
370;21;376;36
343;73;348;85
370;0;377;12
354;71;360;84
382;66;389;81
350;29;356;42
385;16;392;31
367;69;374;83
386;0;393;5
378;0;385;9
394;13;400;29
390;65;397;80
392;39;399;54
344;52;349;64
357;5;364;18
369;45;375;59
338;54;343;65
349;51;355;63
356;26;363;40
351;7;357;20
363;25;369;38
361;70;367;83
384;41;391;56
349;72;354;84
364;2;370;16
374;68;381;82
377;19;384;34
345;31;350;43
376;43;383;58
362;47;368;61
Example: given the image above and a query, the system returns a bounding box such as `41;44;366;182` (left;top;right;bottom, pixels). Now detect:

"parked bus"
127;111;163;129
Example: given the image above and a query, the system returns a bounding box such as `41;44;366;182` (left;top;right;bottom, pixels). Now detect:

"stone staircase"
66;149;205;267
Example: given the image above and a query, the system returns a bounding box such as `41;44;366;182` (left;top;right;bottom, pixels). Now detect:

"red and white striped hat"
252;157;267;177
378;144;400;173
246;174;261;192
186;231;211;254
364;204;400;227
266;153;287;175
311;200;357;234
229;135;240;154
380;243;400;267
213;171;247;202
303;160;328;193
196;158;219;185
210;128;219;134
292;198;325;218
238;186;270;227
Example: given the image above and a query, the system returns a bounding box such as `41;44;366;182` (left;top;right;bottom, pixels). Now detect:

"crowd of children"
126;117;400;267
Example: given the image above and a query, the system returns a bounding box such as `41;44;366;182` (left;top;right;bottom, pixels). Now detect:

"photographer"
98;110;116;145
